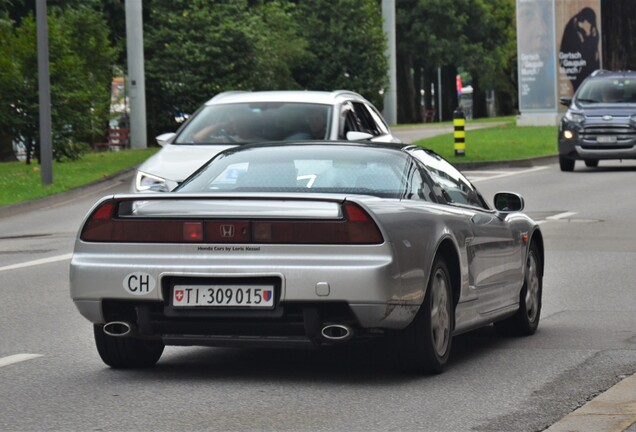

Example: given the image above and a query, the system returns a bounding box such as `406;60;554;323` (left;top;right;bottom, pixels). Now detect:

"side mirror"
494;192;524;213
346;131;374;141
559;97;572;107
156;132;176;147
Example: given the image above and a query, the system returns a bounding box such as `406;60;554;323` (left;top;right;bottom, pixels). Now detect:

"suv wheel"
559;156;575;172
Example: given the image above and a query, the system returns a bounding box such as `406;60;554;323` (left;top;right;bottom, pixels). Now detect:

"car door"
410;148;524;314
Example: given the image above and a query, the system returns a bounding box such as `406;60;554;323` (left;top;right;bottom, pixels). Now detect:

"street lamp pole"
382;0;397;125
36;0;52;184
125;0;148;149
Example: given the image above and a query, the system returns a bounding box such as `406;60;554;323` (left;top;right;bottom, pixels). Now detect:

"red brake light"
92;201;115;220
80;199;383;245
80;200;117;241
343;202;370;222
183;222;203;242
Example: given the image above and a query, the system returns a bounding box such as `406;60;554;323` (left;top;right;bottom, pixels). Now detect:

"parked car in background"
558;70;636;171
72;141;544;374
133;90;400;192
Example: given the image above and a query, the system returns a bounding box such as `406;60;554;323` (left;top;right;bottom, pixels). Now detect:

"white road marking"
0;354;44;368
468;166;550;183
546;211;578;221
0;253;72;273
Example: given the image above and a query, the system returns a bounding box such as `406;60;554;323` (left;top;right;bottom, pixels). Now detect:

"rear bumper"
70;242;423;338
78;299;419;347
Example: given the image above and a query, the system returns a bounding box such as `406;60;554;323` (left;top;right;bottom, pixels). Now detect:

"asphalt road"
1;159;636;431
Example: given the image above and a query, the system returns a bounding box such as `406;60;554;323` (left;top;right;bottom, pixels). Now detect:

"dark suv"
558;70;636;171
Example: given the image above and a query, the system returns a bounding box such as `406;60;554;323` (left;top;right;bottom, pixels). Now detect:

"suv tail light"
80;199;383;245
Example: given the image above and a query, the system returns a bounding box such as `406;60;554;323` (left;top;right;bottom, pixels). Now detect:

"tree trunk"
472;75;488;118
440;65;458;122
396;53;417;123
0;132;17;162
601;0;636;69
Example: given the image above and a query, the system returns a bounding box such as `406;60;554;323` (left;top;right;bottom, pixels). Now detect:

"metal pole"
125;0;147;149
36;0;52;184
437;67;443;122
382;0;397;125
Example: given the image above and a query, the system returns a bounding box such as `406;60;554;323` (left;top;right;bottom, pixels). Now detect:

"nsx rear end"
70;142;543;373
70;193;430;348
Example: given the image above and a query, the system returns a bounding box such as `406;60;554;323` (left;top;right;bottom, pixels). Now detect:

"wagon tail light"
80;199;383;245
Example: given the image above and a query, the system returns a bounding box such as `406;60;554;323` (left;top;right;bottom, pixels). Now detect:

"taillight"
183;222;203;242
80;199;383;245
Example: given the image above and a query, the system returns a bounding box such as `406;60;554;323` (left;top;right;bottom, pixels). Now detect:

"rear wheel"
394;257;453;374
559;156;575;172
584;159;599;167
494;242;542;336
94;325;164;369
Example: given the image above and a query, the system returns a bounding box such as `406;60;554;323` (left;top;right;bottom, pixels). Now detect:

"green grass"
0;148;158;206
414;120;558;164
0;120;559;207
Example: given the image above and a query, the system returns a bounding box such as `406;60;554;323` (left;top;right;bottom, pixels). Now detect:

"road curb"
544;372;636;432
453;154;558;170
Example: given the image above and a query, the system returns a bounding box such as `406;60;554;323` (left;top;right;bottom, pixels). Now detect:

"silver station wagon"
71;142;544;374
134;90;400;192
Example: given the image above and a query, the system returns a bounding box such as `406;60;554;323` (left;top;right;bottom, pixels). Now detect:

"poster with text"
517;0;557;111
555;0;602;107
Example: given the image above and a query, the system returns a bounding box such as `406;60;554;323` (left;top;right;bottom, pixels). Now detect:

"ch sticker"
123;272;156;295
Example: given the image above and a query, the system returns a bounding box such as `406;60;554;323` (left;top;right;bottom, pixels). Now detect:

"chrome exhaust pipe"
103;321;134;337
321;324;353;342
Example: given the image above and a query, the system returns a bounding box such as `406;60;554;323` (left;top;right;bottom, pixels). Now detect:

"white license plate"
597;136;617;143
172;285;275;308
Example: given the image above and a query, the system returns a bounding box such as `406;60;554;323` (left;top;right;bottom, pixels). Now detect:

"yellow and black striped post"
453;108;466;157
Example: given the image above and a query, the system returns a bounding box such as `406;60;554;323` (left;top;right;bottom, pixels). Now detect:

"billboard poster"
555;0;602;105
517;0;557;111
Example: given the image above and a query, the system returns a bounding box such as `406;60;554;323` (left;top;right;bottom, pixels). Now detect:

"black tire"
559;156;575;172
94;325;164;369
494;243;542;336
394;257;453;374
584;159;599;167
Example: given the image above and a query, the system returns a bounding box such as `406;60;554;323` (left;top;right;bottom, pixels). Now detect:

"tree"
601;0;636;70
458;0;517;118
143;0;306;138
0;14;24;161
0;4;117;162
291;0;388;108
395;0;516;123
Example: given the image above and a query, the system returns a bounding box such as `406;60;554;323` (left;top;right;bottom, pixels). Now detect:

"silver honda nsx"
70;142;544;374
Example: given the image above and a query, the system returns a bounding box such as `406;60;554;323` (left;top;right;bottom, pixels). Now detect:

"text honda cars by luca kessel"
70;141;544;374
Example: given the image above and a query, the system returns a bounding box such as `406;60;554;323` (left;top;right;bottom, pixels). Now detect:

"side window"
365;104;390;135
408;148;489;209
351;102;379;136
405;166;434;201
339;104;362;138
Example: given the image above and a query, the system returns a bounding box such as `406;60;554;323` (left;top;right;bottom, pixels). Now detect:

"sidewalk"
545;372;636;432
